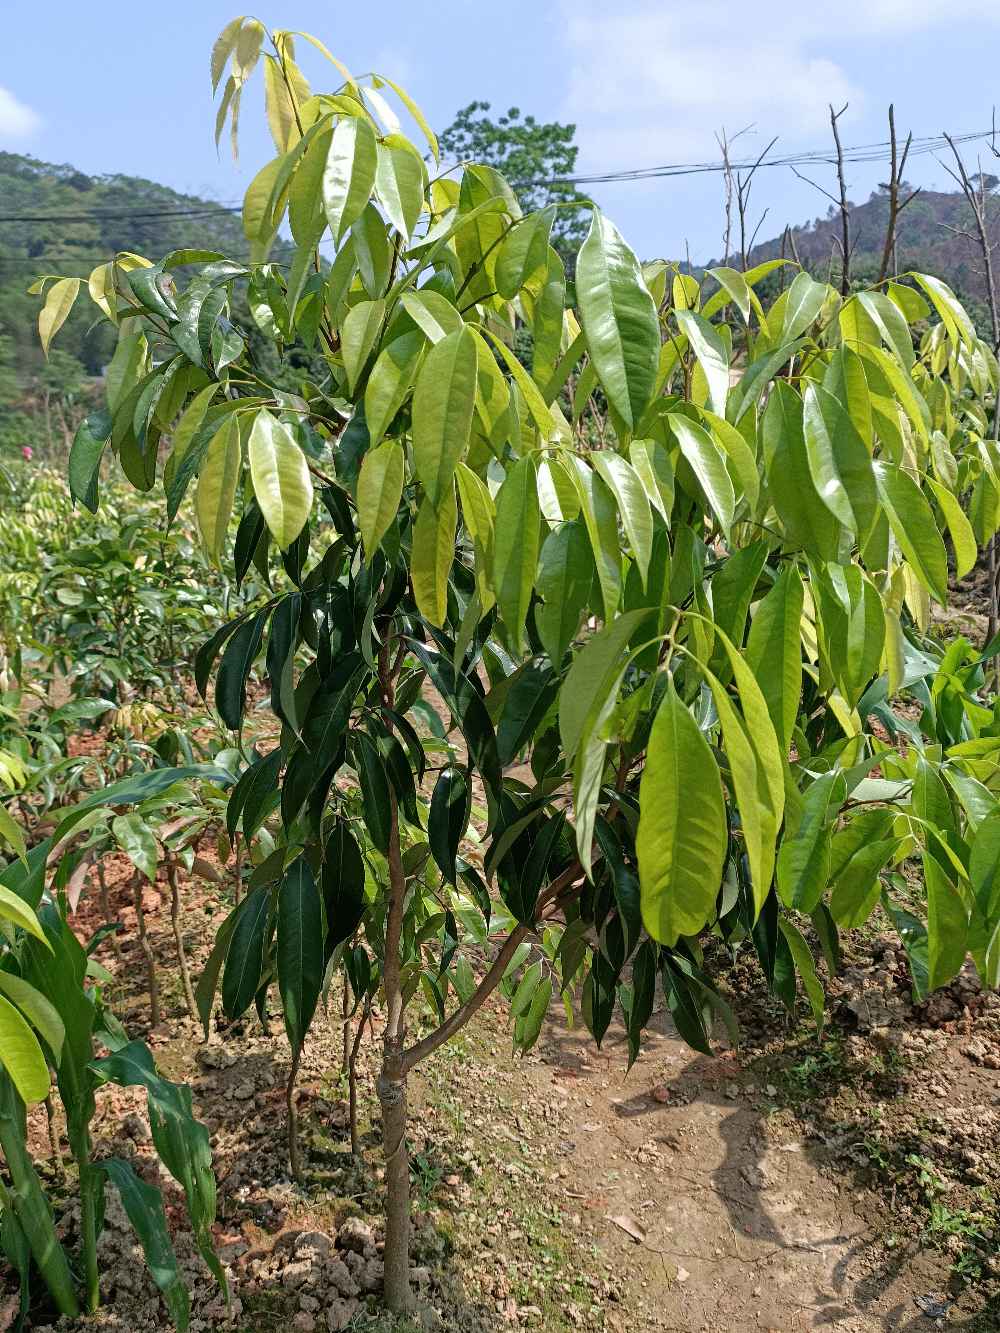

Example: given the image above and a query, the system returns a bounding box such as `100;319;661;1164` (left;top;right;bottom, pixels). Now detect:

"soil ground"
6;846;999;1333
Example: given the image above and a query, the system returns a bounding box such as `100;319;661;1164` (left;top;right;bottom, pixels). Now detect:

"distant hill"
741;185;1000;335
0;152;285;457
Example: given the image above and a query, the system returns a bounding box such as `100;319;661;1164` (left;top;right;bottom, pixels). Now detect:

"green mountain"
744;185;1000;334
0;152;271;457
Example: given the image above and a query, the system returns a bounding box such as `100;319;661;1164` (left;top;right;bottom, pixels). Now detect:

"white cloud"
560;2;1000;172
0;86;41;140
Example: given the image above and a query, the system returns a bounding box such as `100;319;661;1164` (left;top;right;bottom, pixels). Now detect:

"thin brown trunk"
377;636;413;1314
348;1001;369;1159
133;873;160;1028
830;103;851;295
232;830;242;907
166;860;198;1021
44;1094;64;1183
286;1045;302;1184
97;859;121;962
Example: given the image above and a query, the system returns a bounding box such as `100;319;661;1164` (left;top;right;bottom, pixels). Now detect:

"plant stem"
377;636;413;1314
166;859;198;1021
348;1001;370;1159
96;859;120;962
0;1075;79;1317
43;1093;65;1183
286;1045;303;1184
132;872;160;1028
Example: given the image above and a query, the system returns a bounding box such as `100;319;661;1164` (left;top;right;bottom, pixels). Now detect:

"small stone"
294;1231;334;1260
292;1315;316;1332
337;1216;376;1257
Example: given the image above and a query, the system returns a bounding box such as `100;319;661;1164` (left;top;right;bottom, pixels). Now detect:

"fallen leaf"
607;1214;646;1244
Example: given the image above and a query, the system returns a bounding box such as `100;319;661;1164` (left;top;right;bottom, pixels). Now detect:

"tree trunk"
377;636;414;1313
133;873;160;1028
166;860;198;1021
377;1061;411;1312
286;1045;302;1184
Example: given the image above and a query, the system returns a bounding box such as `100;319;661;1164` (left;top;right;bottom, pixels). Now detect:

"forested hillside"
746;184;1000;332
0;152;254;457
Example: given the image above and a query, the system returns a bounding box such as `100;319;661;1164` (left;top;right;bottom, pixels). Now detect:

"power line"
0;125;994;226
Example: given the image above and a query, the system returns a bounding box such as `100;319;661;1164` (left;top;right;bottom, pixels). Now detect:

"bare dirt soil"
7;846;998;1333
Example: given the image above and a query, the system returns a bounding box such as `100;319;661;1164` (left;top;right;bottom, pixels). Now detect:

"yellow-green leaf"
412;326;476;508
0;993;50;1104
248;409;314;550
38;278;80;358
638;679;727;946
195;416;242;562
411;486;456;626
357;439;405;561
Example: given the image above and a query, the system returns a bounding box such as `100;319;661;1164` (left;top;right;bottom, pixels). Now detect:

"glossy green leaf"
357;439;405;561
576;210;659;432
276;860;323;1053
248;409;314;550
412;326;477;508
322;114;378;241
195;416;242;562
638;679;727;945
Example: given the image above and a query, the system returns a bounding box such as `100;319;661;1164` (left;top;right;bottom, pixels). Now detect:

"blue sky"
6;1;1000;263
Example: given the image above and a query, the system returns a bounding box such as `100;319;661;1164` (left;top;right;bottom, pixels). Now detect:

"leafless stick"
830;103;851;295
877;105;919;282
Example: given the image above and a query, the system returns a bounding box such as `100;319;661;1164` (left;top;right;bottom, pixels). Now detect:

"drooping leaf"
638;680;727;945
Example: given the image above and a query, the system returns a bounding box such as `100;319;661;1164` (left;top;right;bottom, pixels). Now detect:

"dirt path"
12;852;999;1333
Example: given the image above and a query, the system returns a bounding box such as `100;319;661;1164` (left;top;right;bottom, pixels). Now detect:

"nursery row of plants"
1;16;999;1327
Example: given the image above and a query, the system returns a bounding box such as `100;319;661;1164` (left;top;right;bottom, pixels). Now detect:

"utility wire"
0;126;994;225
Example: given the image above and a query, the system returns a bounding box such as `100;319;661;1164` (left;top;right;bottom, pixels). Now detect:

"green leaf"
357;439;405;562
112;814;158;881
576;210;659;432
399;290;463;343
38;277;80;357
99;1158;189;1331
429;765;471;885
564;457;622;620
68;411;111;513
781;271;827;341
874;462;950;604
276;860;323;1053
802;383;877;539
745;565;804;751
778;919;825;1031
925;852;968;990
537;520;594;665
0;995;49;1105
926;476;976;580
375;135;425;240
411;485;457;627
0;974;63;1063
493;457;540;652
322;115;378;241
559;609;651;759
354;732;392;853
341;297;385;394
591;452;653;586
638;679;727;945
323;821;367;955
195;416;242;562
495;208;553;300
248;408;314;550
0;806;26;864
669;414;735;532
364;329;424;444
411;326;477;507
675;309;729;417
221;884;271;1019
776;772;841;911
